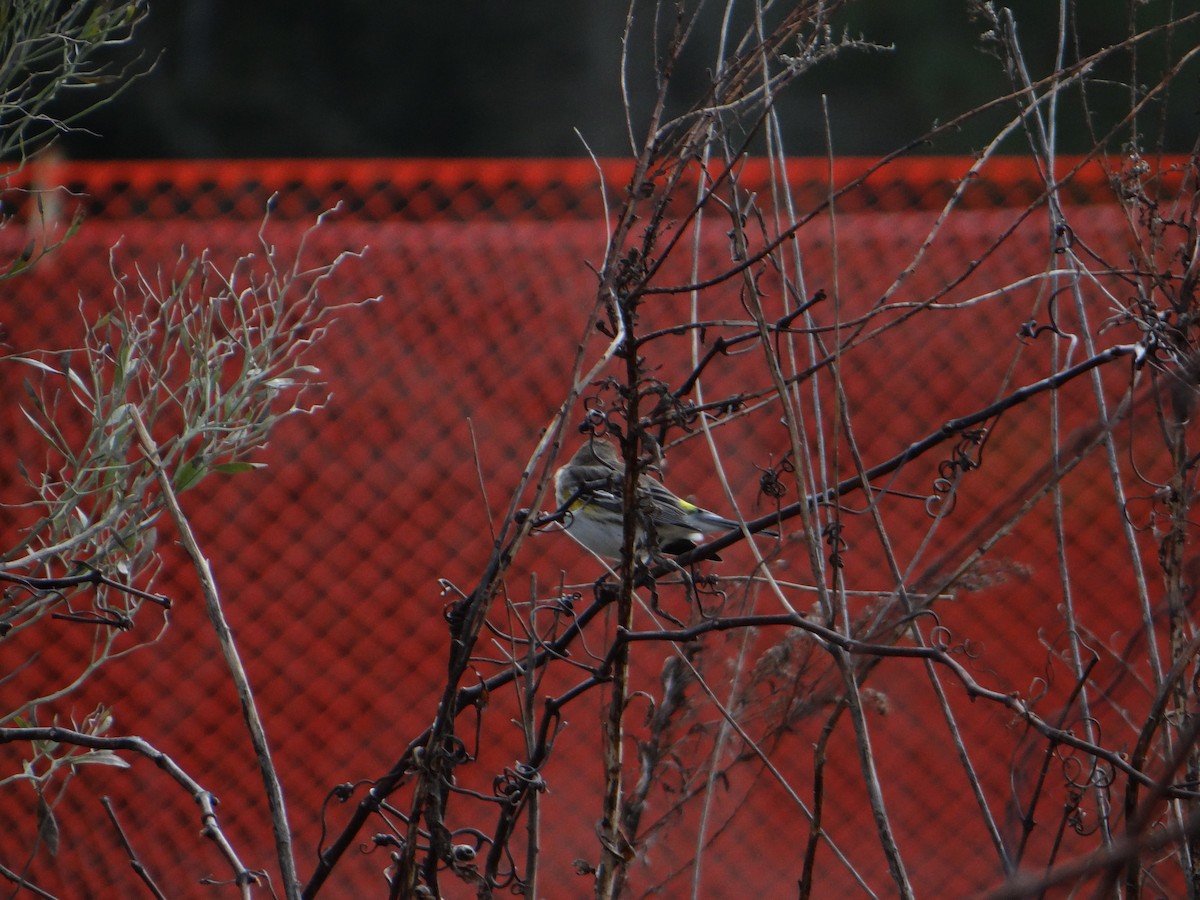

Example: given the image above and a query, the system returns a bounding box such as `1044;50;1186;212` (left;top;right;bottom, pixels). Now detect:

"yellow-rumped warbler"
554;437;755;559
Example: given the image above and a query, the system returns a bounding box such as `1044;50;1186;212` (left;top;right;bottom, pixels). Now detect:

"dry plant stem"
689;623;748;899
623;648;695;861
303;556;617;896
1048;332;1114;844
1106;716;1200;897
834;647;913;898
317;274;630;895
0;571;167;608
1049;34;1190;874
739;163;912;894
592;10;701;893
816;98;912;899
1013;659;1099;868
636;14;1200;306
0;861;56;899
0;726;253;895
985;805;1200;900
799;702;846;900
677;342;1141;568
521;581;542;899
100;796;167;900
811;99;1014;864
594;396;643;899
1119;631;1200;893
1005;11;1119;854
633;628;879;896
616;616;1199;800
594;587;632;898
685;20;768;895
829;337;1009;874
478;579;551;892
1160;401;1198;893
129;406;298;900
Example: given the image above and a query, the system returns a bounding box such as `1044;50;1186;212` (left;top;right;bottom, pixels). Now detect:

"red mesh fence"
0;157;1189;897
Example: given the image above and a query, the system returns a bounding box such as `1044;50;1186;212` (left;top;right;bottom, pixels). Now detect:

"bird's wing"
575;473;742;533
572;483;624;515
639;480;731;530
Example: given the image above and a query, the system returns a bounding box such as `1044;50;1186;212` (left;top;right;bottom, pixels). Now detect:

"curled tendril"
1060;719;1111;790
925;479;958;516
439;578;472;629
1020;318;1064;342
694;575;728;619
821;521;848;569
1019;292;1066;342
1061;779;1108;838
1060;753;1087;789
910;623;975;658
492;769;522;801
439;734;471;768
1026;676;1050;706
1062;790;1090;835
758;454;794;501
957;638;982;661
581;393;620;439
553;591;582;613
1069;809;1100;838
438;578;467;600
1090;759;1116;792
929;624;953;652
493;762;547;801
926;428;989;517
945;431;987;476
642;381;702;433
911;608;941;626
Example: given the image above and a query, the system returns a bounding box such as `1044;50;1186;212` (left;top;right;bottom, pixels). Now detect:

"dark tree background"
60;0;1196;160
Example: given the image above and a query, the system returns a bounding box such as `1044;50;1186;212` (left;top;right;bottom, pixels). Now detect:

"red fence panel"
0;156;1187;897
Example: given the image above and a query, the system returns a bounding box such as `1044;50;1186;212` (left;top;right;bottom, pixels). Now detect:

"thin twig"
129;406;299;900
616;616;1200;800
100;796;168;900
0;727;254;893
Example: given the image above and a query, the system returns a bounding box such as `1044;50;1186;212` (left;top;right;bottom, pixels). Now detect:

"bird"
554;437;761;559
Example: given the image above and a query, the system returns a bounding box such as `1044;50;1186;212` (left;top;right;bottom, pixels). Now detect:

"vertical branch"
130;407;299;900
1160;380;1199;893
522;577;543;898
799;702;845;900
834;653;914;898
594;337;643;900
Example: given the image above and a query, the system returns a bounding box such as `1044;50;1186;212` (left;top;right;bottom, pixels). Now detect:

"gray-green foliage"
0;0;147;164
2;213;371;659
0;12;374;883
